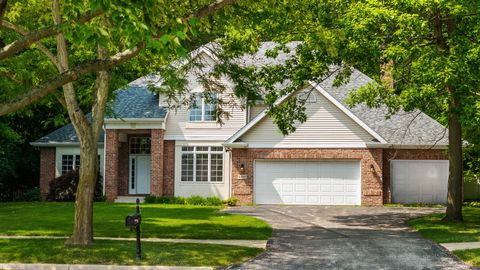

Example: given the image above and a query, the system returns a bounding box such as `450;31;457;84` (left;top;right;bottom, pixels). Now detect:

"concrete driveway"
223;206;473;270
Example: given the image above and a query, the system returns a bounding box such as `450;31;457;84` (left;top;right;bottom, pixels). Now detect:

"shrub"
144;195;156;203
155;196;173;204
186;195;207;205
47;170;103;201
223;197;239;206
205;196;223;206
464;200;480;208
15;187;41;202
173;196;186;205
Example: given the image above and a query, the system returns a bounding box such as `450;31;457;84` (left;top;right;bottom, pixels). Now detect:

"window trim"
180;146;224;183
188;93;218;122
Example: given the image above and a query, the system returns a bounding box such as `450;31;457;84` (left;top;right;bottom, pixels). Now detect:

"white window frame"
181;146;224;183
61;154;80;175
188;93;218;122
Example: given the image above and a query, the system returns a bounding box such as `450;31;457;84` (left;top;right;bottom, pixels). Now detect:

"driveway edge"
0;263;213;270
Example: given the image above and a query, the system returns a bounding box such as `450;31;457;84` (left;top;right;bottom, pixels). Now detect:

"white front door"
391;160;449;204
254;160;361;205
129;155;151;194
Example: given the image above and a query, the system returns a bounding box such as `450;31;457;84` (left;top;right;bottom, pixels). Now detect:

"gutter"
30;142;105;147
366;143;449;150
222;142;248;148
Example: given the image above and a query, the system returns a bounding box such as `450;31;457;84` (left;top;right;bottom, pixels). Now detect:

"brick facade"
163;140;176;196
103;129;173;201
382;148;448;203
231;148;384;206
39;147;56;200
150;129;164;196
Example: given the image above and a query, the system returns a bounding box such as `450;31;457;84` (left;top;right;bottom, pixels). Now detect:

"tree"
0;0;236;246
205;0;479;221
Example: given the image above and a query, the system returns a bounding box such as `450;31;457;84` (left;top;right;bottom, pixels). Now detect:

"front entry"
129;155;151;194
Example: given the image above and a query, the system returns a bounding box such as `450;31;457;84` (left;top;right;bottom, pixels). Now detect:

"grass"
0;202;272;240
0;239;262;266
408;207;480;243
453;249;480;268
384;203;445;208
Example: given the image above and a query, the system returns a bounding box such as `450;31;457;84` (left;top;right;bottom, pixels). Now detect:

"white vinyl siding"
249;104;267;122
241;88;374;147
163;53;247;141
174;141;230;199
55;146;104;178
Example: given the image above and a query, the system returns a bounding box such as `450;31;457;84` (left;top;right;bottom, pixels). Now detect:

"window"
189;93;218;122
181;146;223;182
61;155;101;175
61;155;80;175
130;137;151;154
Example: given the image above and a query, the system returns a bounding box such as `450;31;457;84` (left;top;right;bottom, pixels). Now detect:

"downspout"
102;124;107;196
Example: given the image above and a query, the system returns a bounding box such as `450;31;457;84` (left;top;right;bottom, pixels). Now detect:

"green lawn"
408;207;480;243
453;249;480;268
0;239;262;266
0;202;271;240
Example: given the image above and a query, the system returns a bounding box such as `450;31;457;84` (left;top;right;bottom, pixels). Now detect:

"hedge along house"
32;42;449;205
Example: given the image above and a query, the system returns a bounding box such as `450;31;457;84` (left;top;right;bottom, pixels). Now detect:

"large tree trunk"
66;138;98;246
444;94;463;221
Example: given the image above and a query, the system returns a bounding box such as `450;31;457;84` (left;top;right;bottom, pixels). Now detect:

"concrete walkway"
0;263;212;270
442;242;480;251
0;235;267;249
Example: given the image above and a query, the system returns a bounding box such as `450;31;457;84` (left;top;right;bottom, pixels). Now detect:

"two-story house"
32;42;449;206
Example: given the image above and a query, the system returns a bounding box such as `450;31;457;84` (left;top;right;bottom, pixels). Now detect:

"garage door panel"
392;160;448;204
254;160;361;205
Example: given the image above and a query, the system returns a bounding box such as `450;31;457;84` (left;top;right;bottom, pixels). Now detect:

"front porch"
104;129;175;201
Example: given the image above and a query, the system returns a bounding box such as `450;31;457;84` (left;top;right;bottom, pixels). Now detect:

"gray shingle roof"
105;79;167;119
32;114;105;145
318;70;448;145
33;42;447;146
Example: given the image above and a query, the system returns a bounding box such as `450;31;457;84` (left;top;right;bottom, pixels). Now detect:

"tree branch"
189;0;237;18
0;9;102;60
1;19;58;68
0;45;142;116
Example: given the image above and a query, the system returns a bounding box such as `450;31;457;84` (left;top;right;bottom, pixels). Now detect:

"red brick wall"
39;147;56;200
231;148;384;206
105;130;119;201
150;129;164;196
117;141;129;196
163;140;175;196
382;148;448;203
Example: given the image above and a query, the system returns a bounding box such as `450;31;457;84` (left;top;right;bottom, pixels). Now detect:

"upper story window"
189;93;217;122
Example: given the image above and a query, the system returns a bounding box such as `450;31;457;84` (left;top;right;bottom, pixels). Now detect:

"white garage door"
392;160;449;204
254;160;361;205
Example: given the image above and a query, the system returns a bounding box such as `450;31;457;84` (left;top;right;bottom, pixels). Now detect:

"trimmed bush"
144;195;156;203
47;170;103;201
155;196;173;204
224;197;239;206
173;196;186;205
143;195;225;206
205;196;223;206
464;200;480;208
186;195;207;205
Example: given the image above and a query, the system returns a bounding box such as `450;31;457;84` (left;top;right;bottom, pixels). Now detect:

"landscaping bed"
0;202;272;240
0;239;262;266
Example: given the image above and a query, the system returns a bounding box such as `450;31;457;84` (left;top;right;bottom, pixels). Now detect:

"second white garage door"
254;160;361;205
